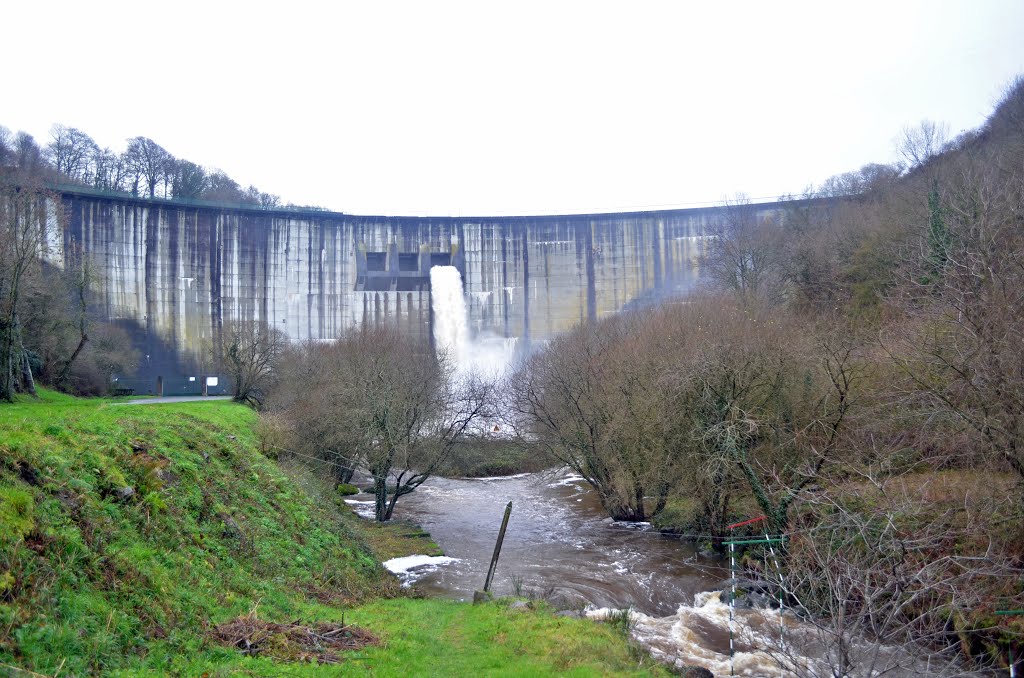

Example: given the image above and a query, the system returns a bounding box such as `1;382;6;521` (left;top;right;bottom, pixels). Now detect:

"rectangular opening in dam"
399;253;419;271
366;252;387;272
430;253;451;267
358;274;430;292
396;278;426;291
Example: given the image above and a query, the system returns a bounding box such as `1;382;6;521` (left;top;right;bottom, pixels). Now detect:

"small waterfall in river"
429;265;517;377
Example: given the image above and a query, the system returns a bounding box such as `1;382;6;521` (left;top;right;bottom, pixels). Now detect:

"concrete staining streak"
55;189;786;382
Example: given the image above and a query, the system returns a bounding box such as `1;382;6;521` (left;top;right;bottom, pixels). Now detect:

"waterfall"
429;265;517;378
429;266;471;367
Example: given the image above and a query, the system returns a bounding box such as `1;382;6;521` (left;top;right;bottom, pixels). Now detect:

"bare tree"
886;155;1024;480
220;320;287;408
46;125;99;183
272;327;494;521
0;126;13;168
352;328;493;521
701;197;787;306
757;466;1017;677
10;133;45;174
203;170;245;202
896;120;950;171
510;313;680;521
661;299;857;534
49;246;92;387
817;163;904;198
0;175;56;401
170;159;208;199
267;340;366;484
90;146;127;192
243;184;281;209
123;136;173;197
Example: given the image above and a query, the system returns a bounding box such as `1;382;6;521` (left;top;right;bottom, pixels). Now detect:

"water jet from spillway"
429;266;471;368
429;265;516;378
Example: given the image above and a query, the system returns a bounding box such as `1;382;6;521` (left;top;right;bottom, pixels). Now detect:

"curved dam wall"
54;188;787;391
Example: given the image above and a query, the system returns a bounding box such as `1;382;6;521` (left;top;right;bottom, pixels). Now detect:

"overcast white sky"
4;1;1023;216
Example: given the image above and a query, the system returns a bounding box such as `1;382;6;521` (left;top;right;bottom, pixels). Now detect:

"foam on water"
546;473;586;488
588;591;952;676
383;555;460;587
343;498;376;519
589;592;786;676
464;472;533;482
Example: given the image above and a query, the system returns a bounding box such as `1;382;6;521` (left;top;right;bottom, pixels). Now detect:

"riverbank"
434;439;555;478
0;392;668;676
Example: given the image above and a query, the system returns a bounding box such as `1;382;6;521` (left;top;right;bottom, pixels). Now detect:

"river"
346;469;967;677
380;470;722;614
347;470;805;675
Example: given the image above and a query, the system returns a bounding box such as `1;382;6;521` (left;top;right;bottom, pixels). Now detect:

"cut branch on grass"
213;610;379;664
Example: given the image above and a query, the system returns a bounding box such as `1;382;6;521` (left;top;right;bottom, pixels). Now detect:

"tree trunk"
335;464;356;484
601;491;645;522
0;317;14;402
384;490;400;521
20;348;36;397
632;482;646;522
373;475;389;522
57;332;87;387
653;483;670;517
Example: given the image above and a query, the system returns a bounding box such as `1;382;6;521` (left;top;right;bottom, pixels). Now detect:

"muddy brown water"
355;470;726;616
347;470;956;677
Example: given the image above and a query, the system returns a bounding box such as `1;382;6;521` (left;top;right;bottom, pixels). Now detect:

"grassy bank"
0;391;665;676
132;597;663;677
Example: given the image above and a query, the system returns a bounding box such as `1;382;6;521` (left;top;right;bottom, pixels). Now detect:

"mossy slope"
0;392;388;675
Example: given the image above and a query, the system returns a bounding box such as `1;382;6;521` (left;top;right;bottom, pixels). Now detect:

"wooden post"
996;610;1022;677
156;375;163;397
483;501;512;593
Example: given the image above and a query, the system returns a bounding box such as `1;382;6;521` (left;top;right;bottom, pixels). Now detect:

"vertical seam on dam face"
586;220;597;323
521;225;530;344
209;209;222;354
56;189;809;386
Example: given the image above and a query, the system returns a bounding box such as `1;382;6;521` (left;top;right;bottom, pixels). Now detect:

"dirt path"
112;395;234;405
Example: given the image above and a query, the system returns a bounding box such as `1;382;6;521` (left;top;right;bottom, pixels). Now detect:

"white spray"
429;265;517;379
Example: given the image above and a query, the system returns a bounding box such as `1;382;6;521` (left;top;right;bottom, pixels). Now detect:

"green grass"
0;390;666;676
122;598;666;677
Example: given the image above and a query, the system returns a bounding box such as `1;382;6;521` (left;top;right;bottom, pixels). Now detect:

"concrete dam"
54;187;786;393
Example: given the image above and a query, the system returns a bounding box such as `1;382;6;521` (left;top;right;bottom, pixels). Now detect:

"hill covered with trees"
502;76;1024;675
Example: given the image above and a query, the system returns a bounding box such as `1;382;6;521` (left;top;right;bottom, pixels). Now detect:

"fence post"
474;501;512;603
484;501;512;593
